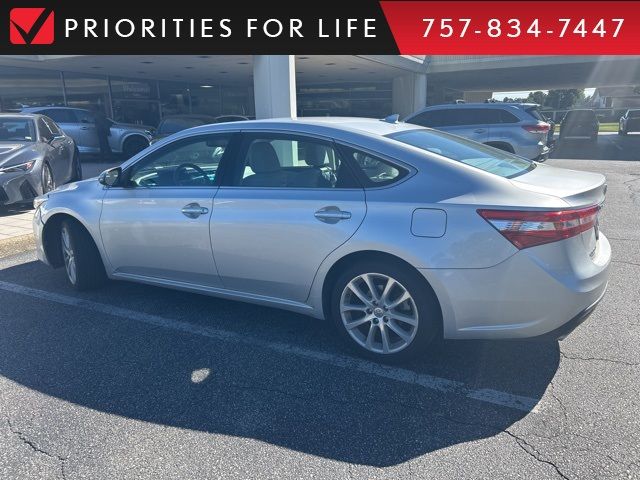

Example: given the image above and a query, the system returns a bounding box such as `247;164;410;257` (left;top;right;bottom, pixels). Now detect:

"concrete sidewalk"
0;207;34;241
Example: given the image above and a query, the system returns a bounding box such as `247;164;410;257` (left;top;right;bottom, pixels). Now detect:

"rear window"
42;109;76;123
628;110;640;118
525;106;546;122
388;129;534;179
564;110;596;122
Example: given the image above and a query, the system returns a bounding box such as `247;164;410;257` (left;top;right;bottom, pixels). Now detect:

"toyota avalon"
33;117;610;361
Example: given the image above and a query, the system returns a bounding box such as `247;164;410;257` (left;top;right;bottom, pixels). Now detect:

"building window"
62;72;110;117
0;66;64;111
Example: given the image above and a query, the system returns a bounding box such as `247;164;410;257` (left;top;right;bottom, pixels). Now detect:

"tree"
526;91;547;105
544;89;585;109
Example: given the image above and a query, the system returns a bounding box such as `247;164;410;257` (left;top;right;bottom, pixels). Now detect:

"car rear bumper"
421;232;611;340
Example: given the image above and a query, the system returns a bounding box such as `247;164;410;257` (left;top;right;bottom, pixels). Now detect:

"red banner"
380;1;640;54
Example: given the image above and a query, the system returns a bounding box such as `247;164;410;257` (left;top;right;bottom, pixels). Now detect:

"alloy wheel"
340;273;419;354
61;226;77;285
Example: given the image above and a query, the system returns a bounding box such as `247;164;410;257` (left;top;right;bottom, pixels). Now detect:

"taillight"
477;205;600;249
522;123;550;134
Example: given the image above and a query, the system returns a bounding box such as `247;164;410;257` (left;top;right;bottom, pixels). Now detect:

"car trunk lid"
510;163;606;207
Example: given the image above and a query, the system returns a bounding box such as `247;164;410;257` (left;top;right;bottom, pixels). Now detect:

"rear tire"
122;136;149;159
484;142;515;154
330;259;441;362
60;220;106;291
618;127;627;136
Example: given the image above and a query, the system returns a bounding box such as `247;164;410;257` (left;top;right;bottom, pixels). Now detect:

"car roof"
184;116;423;138
422;103;537;109
22;106;86;112
161;114;217;121
0;112;40;119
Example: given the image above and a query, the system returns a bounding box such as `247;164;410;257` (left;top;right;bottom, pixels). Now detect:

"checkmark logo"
9;8;54;45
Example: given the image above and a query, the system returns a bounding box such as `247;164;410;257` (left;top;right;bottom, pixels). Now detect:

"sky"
492;88;596;101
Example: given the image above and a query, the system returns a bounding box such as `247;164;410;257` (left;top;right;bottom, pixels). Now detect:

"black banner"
1;0;399;54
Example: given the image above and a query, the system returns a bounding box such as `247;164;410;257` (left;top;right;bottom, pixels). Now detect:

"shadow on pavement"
0;260;560;466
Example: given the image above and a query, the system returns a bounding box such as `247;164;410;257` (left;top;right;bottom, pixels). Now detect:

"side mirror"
98;167;122;187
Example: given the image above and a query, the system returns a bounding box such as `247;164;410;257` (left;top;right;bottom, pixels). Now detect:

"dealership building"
0;54;638;128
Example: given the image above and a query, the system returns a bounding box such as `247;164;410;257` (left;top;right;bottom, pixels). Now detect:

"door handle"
181;203;209;219
80;126;90;130
314;206;352;224
474;128;486;133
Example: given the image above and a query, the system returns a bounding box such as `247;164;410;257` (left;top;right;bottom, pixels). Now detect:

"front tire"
330;260;441;362
41;162;55;194
69;149;82;182
60;220;106;291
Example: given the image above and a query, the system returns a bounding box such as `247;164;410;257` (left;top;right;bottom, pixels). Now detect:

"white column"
253;55;297;119
392;73;427;118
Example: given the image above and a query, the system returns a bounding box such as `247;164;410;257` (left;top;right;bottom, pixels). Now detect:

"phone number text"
422;18;624;38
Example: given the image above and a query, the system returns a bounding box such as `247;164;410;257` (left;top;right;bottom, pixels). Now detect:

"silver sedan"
33;117;611;361
0;114;79;206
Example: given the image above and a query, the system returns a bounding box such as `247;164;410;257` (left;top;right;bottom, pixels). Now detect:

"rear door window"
42;109;76;124
498;109;520;123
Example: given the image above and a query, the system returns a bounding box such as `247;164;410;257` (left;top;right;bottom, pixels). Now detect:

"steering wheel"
173;163;211;186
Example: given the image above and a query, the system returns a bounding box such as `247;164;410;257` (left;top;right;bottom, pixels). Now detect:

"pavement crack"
611;260;640;268
5;416;67;480
560;351;639;367
436;415;571;479
504;429;570;480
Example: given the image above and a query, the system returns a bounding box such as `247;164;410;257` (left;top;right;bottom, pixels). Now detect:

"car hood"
510;163;606;207
0;143;37;166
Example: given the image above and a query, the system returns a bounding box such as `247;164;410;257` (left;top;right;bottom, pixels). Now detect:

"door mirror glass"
98;167;122;187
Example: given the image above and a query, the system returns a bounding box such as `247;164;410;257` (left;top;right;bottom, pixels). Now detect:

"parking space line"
0;280;540;413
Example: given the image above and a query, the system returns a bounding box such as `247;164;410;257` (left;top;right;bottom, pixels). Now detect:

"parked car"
22;107;152;157
404;103;552;161
33;117;610;361
151;114;249;144
559;109;599;143
618;109;640;135
0;113;79;206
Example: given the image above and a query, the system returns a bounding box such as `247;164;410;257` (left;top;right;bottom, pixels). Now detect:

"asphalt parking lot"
0;151;639;478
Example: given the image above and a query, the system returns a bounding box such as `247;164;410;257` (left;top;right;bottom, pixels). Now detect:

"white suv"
405;103;552;161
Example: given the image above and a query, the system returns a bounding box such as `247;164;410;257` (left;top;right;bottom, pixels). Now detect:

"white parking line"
0;280;540;413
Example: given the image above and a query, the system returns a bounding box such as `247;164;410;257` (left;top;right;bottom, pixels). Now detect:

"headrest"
305;144;328;167
248;142;280;173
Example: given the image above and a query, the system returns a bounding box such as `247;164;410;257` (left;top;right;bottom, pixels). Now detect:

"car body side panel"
34;180;111;270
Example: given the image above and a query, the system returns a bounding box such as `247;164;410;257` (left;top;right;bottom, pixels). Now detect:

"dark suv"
404;103;552;161
559;109;599;143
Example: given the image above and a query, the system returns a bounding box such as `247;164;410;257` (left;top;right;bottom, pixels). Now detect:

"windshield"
0;118;35;142
388;129;533;179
